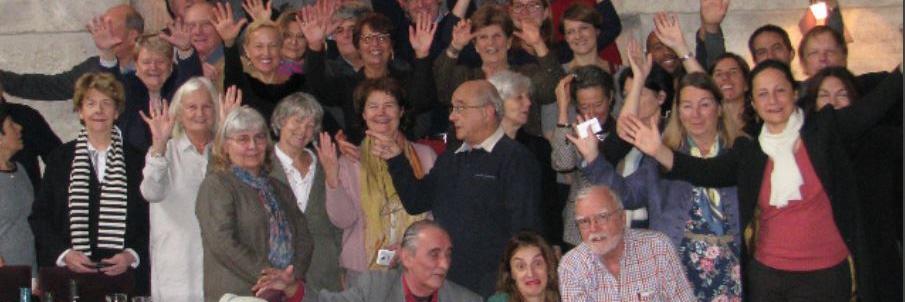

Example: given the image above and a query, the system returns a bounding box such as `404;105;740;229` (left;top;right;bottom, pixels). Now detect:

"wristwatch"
679;51;694;62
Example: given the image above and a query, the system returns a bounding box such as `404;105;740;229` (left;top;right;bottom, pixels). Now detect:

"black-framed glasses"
360;33;391;45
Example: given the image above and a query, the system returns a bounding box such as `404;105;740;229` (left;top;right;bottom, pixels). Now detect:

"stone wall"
0;0;901;142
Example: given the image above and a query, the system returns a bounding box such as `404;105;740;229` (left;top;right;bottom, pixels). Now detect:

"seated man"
319;220;482;302
558;185;694;301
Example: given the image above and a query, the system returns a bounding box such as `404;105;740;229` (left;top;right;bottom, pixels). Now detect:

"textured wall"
0;0;902;143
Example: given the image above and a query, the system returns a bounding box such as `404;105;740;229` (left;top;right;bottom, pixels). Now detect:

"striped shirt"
558;229;695;302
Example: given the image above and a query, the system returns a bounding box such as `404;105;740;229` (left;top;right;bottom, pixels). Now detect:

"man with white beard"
558;185;694;302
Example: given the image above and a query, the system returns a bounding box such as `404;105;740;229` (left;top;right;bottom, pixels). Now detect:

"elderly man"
183;2;225;88
374;0;457;63
370;80;543;297
319;220;482;302
558;185;694;302
0;4;143;100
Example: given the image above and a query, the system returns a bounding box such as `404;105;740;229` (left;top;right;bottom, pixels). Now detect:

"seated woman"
268;92;343;293
436;4;563;138
196;107;313;301
571;72;745;300
488;231;560;302
0;104;36;273
316;78;437;285
29;72;150;294
139;77;230;301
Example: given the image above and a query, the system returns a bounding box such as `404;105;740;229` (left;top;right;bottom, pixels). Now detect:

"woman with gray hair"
488;70;560;247
196;107;313;301
139;77;238;301
266;92;344;294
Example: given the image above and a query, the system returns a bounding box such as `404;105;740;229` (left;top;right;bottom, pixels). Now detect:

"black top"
6;101;62;191
224;44;306;125
514;128;562;245
386;134;544;297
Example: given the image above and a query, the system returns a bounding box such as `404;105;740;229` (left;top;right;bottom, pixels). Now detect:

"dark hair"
353;78;412;137
353;12;394;48
708;52;751;82
569;65;614;104
495;231;560;302
509;0;554;45
800;66;859;113
560;3;603;33
470;4;515;37
747;24;793;60
743;60;797;127
617;67;675;116
798;25;848;62
0;103;9;135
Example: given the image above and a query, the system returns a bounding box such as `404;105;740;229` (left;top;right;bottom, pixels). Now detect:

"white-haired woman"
138;77;240;301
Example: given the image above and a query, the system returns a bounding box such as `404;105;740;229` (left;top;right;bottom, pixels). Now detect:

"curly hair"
495;231;560;302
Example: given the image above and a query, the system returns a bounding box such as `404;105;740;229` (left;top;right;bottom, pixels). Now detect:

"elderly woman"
487;70;560;246
572;72;745;300
138;77;227;301
29;72;150;294
268;92;343;293
302;7;437;142
196;107;313;301
622;61;902;301
0;104;36;273
316;78;437;284
275;9;307;78
211;3;306;125
488;231;560;302
437;4;563;138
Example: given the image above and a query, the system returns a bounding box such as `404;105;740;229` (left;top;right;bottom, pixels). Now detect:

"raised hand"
211;2;248;46
619;115;662;156
653;12;690;56
513;19;548;56
242;0;272;22
409;12;438;59
366;130;402;160
297;0;337;52
334;129;360;162
565;115;601;163
159;18;193;51
314;132;340;188
555;74;574;124
87;16;122;59
139;98;175;155
626;39;652;80
449;19;473;51
700;0;729;34
219;85;243;122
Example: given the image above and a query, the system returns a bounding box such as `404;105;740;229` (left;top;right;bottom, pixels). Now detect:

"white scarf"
758;108;804;208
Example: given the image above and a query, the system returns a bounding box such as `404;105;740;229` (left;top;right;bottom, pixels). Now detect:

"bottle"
19;288;31;302
68;279;79;302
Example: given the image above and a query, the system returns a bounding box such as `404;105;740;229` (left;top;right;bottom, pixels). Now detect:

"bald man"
371;80;544;297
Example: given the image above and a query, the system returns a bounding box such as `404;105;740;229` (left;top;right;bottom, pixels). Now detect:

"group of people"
0;0;901;301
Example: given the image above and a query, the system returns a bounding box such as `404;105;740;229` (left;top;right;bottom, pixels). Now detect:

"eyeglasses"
360;33;391;45
229;133;268;146
185;21;214;31
511;2;544;13
575;209;622;229
449;104;486;114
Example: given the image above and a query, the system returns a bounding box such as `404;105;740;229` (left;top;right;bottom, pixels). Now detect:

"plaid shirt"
558;229;695;302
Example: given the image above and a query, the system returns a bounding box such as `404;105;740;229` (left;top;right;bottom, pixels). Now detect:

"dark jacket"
224;44;306;127
7;101;62;191
0;56;104;100
29;140;150;295
664;70;902;301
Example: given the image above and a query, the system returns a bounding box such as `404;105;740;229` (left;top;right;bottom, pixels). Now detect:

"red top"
755;143;849;271
550;0;623;72
403;274;439;302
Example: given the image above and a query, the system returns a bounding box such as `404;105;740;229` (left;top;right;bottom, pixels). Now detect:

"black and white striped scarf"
67;127;129;255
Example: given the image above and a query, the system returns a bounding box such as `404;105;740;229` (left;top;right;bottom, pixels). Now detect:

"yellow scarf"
688;137;723;220
360;136;427;270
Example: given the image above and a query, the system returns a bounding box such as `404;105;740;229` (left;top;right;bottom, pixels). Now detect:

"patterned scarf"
688;136;725;235
67;127;129;255
360;136;428;269
232;166;294;268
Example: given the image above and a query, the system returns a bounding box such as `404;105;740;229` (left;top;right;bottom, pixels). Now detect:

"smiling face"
576;86;611;124
362;90;403;136
801;31;847;77
510;245;548;300
449;83;496;145
575;188;625;257
474;25;512;66
712;58;748;102
245;27;282;75
334;20;358;56
563;19;598;57
502;90;531;128
225;129;268;174
281;20;308;62
751;31;793;64
646;33;679;74
136;48;174;93
401;227;453;295
816;76;851;110
184;3;222;58
78;89;120;134
358;25;392;67
752;68;796;133
678;86;720;143
0;117;23;154
178;89;216;136
278;114;317;150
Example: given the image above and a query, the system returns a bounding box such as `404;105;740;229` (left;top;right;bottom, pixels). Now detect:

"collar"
176;134;210;154
274;144;294;166
86;141;108;154
402;274;439;302
455;126;505;154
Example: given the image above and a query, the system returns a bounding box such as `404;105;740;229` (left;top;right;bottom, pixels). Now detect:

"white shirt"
275;145;317;213
454;126;505;154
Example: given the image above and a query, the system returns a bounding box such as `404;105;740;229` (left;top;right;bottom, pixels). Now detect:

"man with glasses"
559;185;694;302
371;80;543;297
